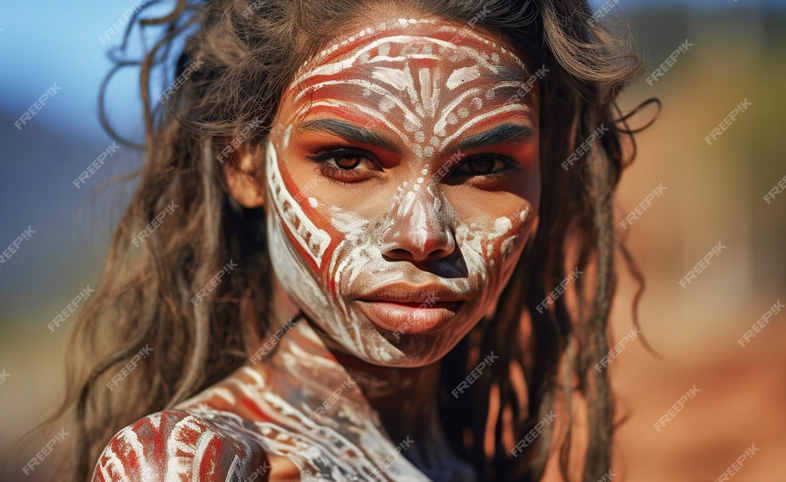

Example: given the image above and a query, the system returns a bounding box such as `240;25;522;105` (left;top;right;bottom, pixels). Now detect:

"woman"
46;0;651;480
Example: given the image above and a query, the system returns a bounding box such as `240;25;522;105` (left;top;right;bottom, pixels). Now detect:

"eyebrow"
300;118;400;153
455;123;533;151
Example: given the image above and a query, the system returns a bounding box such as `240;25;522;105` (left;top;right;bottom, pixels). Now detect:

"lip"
354;283;467;335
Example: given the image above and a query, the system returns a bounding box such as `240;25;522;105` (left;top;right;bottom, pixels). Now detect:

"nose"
379;187;456;264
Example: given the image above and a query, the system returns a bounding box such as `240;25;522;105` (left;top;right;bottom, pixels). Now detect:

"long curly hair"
24;0;655;480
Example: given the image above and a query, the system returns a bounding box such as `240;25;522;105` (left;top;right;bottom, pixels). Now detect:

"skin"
92;12;540;482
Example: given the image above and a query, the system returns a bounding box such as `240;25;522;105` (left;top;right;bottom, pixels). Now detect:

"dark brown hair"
27;0;653;480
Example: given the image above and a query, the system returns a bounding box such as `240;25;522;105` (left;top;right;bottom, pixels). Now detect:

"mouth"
354;283;467;335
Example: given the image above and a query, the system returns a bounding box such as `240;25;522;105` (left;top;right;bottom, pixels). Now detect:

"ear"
223;145;265;209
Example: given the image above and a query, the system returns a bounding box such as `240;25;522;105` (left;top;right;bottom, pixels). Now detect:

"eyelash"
306;148;521;183
450;153;521;179
306;147;379;183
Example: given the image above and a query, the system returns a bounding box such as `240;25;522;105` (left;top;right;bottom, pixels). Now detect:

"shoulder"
91;409;262;482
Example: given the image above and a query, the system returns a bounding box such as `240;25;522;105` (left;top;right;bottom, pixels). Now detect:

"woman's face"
263;16;540;367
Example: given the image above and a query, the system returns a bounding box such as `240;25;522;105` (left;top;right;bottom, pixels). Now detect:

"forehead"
279;18;534;156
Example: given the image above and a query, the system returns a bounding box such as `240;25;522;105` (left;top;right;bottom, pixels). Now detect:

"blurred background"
1;0;784;481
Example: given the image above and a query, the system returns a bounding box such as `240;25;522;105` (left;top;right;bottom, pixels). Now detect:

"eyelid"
452;152;522;177
306;146;380;166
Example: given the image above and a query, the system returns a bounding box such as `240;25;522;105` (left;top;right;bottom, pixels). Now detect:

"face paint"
266;18;539;367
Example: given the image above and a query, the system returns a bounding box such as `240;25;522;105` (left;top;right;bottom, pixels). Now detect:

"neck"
264;318;444;446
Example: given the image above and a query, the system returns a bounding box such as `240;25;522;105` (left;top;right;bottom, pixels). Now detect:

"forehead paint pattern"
266;19;534;364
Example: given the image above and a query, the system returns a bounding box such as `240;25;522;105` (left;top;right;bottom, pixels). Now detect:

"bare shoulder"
91;409;280;482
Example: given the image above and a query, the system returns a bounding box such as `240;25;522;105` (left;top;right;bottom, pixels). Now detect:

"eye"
451;153;520;178
307;147;380;183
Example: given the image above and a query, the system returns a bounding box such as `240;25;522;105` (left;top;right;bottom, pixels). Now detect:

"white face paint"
265;17;540;367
